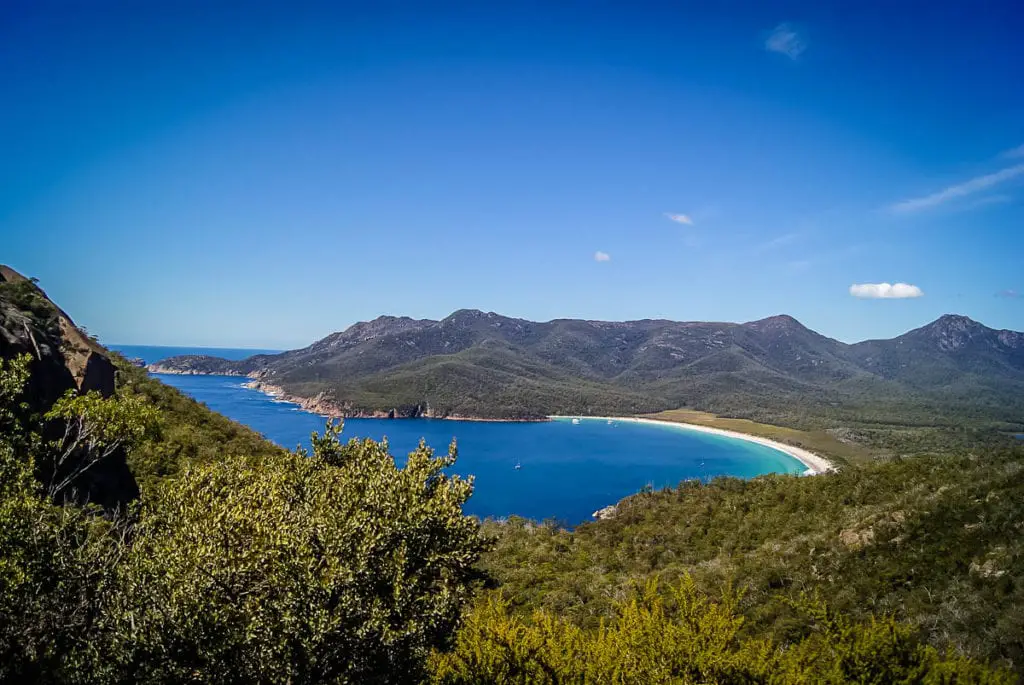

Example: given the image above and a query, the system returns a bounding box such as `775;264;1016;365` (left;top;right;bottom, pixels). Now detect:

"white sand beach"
552;416;835;475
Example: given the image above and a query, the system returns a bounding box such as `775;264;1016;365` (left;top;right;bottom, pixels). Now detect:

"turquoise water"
112;345;806;524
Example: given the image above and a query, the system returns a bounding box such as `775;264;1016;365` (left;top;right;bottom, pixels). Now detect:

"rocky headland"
0;265;139;510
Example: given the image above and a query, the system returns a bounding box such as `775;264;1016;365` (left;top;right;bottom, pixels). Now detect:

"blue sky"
2;2;1022;348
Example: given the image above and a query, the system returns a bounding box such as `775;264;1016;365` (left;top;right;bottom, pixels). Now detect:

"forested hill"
152;309;1024;432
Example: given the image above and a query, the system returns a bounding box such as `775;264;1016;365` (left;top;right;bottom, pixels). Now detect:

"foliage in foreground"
0;442;117;681
0;355;124;680
432;579;1012;684
0;353;489;683
107;424;488;683
479;445;1024;675
0;350;1018;683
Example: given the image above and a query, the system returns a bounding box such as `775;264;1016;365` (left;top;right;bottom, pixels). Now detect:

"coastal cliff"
0;265;139;510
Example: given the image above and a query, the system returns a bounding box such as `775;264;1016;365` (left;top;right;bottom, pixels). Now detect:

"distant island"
150;309;1024;432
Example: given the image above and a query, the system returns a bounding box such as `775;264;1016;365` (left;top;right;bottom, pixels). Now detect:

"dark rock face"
0;265;139;511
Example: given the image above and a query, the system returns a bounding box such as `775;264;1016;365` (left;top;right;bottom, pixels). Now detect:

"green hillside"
478;446;1024;670
151;310;1024;458
112;352;286;492
1;268;1020;682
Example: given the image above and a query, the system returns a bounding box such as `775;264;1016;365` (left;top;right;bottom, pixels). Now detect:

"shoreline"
240;380;548;423
150;370;833;473
551;415;835;475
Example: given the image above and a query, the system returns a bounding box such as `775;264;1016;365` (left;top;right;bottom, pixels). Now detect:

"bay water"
113;344;805;524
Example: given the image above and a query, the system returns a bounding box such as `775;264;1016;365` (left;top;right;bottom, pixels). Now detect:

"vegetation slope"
151;310;1024;458
1;267;1020;682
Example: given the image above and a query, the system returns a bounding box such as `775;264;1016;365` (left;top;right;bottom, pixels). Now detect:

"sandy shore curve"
551;415;834;475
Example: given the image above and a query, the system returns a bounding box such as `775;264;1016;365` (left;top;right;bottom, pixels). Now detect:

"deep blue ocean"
112;344;805;524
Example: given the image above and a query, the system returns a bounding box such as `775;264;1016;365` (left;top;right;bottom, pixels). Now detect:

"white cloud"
849;282;924;299
765;23;805;60
758;232;800;250
890;164;1024;213
1001;144;1024;159
664;213;693;225
962;194;1012;210
594;251;611;262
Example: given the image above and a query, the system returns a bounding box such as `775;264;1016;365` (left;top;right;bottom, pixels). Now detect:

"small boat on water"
514;461;521;471
607;419;613;425
571;418;580;425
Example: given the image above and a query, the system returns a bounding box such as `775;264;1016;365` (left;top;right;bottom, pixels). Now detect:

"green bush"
0;356;121;682
1;350;491;683
98;423;489;683
432;579;1013;684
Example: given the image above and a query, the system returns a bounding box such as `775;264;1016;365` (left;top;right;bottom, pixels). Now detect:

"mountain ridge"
149;310;1024;429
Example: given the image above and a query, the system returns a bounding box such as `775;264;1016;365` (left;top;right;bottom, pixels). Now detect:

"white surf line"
550;415;835;475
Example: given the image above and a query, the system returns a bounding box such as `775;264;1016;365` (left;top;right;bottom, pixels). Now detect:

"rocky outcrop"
0;266;117;400
0;265;139;510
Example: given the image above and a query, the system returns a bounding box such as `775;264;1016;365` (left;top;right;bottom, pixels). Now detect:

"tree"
43;390;156;502
0;355;122;684
0;354;33;453
105;422;490;684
